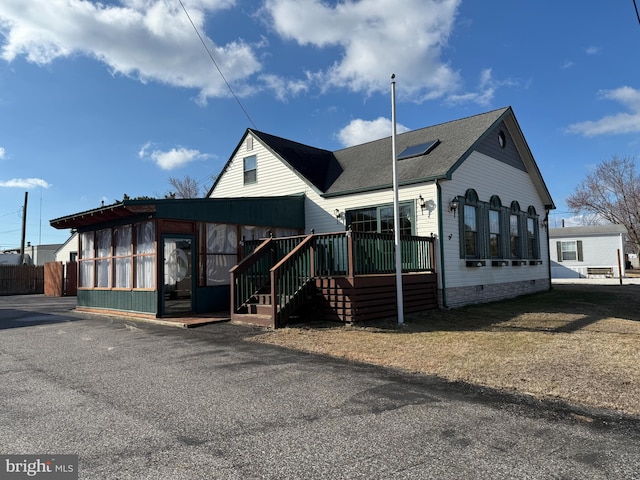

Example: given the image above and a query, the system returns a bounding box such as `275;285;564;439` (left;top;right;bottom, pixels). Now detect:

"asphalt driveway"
1;295;639;479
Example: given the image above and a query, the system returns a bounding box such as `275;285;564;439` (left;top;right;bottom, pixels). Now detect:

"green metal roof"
50;195;306;230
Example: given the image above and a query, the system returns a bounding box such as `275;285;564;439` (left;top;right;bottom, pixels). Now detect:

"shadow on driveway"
0;294;79;330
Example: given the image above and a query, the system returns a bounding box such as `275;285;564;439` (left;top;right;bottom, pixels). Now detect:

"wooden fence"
43;262;77;297
0;265;44;295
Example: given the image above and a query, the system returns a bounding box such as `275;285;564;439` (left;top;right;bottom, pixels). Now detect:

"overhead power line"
178;0;257;129
634;0;640;26
0;208;22;218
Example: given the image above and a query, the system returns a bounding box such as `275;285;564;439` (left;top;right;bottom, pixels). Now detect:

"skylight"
397;139;440;160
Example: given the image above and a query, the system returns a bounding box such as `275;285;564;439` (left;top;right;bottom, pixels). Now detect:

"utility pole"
19;191;28;265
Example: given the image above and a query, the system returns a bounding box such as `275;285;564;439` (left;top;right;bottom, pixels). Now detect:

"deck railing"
231;231;435;325
352;232;435;274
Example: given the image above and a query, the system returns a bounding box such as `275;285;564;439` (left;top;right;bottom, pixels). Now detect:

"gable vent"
397;139;440;160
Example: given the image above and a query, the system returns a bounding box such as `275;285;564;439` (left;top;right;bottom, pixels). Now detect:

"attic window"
397;140;440;160
498;131;506;148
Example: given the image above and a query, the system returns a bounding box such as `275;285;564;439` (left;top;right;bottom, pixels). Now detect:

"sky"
1;0;640;249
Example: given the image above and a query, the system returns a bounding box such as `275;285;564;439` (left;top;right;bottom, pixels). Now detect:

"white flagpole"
391;74;404;325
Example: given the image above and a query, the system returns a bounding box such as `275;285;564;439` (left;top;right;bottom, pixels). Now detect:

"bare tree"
567;155;640;253
167;175;202;199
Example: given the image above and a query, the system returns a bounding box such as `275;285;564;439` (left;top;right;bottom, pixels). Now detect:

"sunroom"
50;196;305;318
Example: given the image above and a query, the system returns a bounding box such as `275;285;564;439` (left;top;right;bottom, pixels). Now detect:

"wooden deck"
231;232;437;328
314;272;437;322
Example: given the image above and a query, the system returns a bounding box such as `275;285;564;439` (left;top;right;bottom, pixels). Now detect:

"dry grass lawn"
251;283;640;417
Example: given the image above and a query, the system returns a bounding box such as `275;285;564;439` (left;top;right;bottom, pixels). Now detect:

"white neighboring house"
209;106;556;308
54;232;79;263
0;243;60;265
549;225;627;278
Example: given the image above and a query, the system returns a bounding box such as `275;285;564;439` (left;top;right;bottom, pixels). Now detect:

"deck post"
270;269;278;328
347;231;354;278
309;233;316;278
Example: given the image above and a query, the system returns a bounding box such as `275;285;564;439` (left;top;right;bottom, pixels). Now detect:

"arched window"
510;201;521;259
489;195;502;258
527;206;540;259
463;189;479;258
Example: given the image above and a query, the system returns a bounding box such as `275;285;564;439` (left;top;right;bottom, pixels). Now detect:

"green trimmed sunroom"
50;196;305;318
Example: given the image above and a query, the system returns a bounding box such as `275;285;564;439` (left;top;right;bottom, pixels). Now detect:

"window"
458;194;542;266
114;225;132;288
557;240;583;262
134;221;155;289
526;206;540;260
464;205;478;258
347;203;414;235
243;155;257;184
460;189;480;258
79;232;94;288
78;222;155;290
349;207;377;233
204;223;237;286
95;228;111;288
489;196;502;258
510;201;521;259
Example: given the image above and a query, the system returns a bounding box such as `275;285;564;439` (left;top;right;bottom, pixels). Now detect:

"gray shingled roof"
549;225;628;237
326;107;510;195
249;130;342;192
251;107;510;196
214;106;554;208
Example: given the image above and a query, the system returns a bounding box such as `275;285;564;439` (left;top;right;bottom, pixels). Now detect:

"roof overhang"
50;202;156;230
50;195;306;231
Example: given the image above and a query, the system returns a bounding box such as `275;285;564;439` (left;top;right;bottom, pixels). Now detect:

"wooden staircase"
234;286;275;327
230;231;436;328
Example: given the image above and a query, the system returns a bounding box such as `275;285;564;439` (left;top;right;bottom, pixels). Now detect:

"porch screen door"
163;237;193;315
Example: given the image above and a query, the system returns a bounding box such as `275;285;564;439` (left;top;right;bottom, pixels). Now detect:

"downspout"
437;181;448;308
545;209;551;290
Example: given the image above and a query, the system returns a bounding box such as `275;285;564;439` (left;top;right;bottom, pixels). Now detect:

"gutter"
321;174;449;199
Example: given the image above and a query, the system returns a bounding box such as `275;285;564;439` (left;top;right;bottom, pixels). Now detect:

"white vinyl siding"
440;151;549;289
210;134;440;238
549;232;625;278
54;233;79;263
211;136;310;198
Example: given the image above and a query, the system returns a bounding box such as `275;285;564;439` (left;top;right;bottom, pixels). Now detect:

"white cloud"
586;46;601;55
337;117;410;147
566;86;640;136
0;177;51;188
0;147;5;159
0;0;261;102
446;68;495;106
137;141;152;159
259;73;309;101
139;144;212;170
264;0;462;101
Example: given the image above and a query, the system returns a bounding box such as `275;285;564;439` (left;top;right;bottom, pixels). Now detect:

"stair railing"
231;235;308;314
229;237;274;314
270;234;315;328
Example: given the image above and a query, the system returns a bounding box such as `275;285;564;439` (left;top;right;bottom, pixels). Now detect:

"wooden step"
247;303;273;315
231;313;274;328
